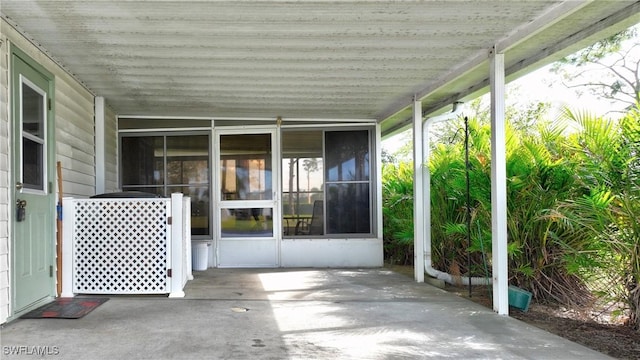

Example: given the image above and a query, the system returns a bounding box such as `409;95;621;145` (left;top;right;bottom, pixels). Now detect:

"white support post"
490;48;509;315
413;99;425;283
94;96;106;194
61;197;75;297
375;123;384;248
183;197;193;281
169;193;185;297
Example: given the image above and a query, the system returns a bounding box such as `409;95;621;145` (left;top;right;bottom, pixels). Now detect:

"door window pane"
22;82;44;138
220;208;273;238
23;137;43;190
21;81;46;191
220;134;272;200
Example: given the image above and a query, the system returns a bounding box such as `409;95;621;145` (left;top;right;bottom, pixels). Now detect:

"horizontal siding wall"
0;31;11;324
56;79;95;197
104;104;118;192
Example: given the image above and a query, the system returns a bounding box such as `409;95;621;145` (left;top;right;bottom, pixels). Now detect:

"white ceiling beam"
505;1;640;80
494;0;589;53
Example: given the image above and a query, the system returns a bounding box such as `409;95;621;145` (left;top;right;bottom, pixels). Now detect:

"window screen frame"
281;125;376;238
119;130;212;238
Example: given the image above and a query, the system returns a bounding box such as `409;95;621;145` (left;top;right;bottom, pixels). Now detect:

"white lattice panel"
73;199;169;294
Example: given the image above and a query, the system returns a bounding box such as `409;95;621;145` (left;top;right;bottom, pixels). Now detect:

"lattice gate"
72;199;170;294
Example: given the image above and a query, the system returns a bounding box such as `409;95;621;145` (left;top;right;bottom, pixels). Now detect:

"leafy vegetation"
552;109;640;329
382;106;640;329
382;161;414;265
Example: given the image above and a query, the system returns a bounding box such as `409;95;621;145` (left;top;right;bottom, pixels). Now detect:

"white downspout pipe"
422;103;491;286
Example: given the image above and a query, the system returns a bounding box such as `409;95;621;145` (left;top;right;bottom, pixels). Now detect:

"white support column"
61;197;75;297
183;197;193;281
413;99;425;282
169;193;186;298
490;48;509;315
375;123;384;246
94;96;106;194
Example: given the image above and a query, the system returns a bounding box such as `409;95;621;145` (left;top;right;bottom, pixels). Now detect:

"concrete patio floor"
1;268;611;359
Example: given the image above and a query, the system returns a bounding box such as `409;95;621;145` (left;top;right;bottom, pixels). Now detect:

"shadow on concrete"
1;268;611;359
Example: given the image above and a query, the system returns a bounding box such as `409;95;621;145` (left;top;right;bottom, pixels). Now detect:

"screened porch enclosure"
120;133;211;236
116;120;382;268
282;129;373;238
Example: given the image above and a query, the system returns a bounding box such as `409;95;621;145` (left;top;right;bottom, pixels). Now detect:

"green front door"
11;49;56;313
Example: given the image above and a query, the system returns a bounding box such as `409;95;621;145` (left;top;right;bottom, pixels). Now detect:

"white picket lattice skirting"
62;193;191;297
73;199;168;293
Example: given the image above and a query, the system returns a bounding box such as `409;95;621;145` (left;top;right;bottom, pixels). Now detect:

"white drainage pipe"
422;102;492;286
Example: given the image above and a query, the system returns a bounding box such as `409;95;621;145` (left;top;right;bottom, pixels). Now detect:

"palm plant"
382;162;415;264
505;119;596;304
429;115;593;304
553;108;640;329
382;104;639;321
430;118;492;277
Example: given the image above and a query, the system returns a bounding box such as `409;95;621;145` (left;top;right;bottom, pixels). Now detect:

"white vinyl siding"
0;31;11;323
55;80;95;197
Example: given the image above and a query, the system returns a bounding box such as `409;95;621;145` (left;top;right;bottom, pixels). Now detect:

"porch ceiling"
1;1;639;135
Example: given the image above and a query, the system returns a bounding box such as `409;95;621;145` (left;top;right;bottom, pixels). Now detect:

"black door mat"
20;297;109;319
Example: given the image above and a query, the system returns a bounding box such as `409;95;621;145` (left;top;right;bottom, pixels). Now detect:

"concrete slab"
1;268;611;359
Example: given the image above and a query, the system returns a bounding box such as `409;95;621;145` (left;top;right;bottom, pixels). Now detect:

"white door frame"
213;126;281;267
